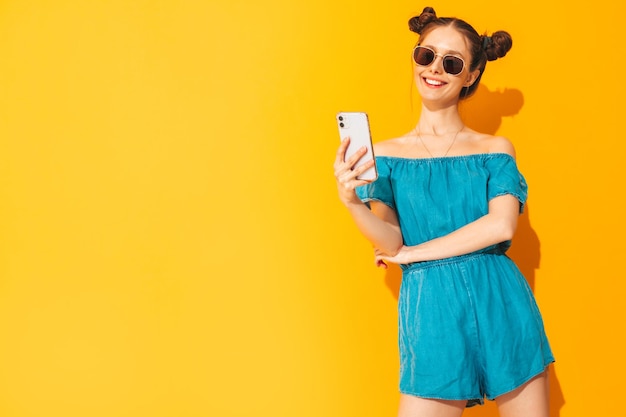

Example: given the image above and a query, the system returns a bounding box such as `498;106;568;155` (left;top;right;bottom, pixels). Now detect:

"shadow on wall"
383;83;565;416
460;83;524;134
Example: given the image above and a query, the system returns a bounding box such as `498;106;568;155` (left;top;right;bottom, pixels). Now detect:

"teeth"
425;78;444;86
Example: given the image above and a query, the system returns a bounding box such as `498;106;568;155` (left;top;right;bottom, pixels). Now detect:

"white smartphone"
336;111;378;181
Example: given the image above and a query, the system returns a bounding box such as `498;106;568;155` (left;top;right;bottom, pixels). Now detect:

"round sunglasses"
412;46;465;76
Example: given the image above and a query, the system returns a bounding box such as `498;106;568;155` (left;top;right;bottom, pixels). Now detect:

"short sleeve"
355;157;395;210
486;154;528;213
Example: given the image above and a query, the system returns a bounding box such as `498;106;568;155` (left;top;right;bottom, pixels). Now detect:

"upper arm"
487;194;522;238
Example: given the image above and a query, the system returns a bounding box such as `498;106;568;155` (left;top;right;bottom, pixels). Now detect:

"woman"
333;6;554;417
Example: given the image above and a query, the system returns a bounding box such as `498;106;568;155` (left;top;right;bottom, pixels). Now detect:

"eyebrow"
420;44;464;57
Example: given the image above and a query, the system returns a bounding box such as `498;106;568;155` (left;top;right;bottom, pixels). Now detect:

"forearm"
404;213;515;263
388;194;520;263
345;201;403;255
334;141;402;254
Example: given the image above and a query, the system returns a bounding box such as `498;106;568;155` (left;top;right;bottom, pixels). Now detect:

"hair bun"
408;6;437;34
483;31;512;61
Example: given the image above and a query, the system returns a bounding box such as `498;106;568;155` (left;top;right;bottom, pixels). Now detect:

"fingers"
335;167;372;187
334;138;375;203
344;145;370;169
341;158;374;178
374;250;388;269
335;137;351;165
376;259;388;269
335;165;374;192
334;155;374;182
334;137;370;169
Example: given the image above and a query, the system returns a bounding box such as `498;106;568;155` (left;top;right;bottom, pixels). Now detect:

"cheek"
413;68;426;86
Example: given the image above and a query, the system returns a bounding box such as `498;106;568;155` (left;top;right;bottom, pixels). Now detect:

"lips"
423;77;446;87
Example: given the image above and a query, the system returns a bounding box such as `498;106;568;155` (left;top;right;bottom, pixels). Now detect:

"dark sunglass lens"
443;56;464;75
413;47;434;66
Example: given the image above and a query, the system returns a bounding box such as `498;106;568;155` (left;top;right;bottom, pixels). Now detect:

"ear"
465;69;480;87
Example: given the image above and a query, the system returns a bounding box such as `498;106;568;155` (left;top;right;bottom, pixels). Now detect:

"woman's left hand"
374;245;413;268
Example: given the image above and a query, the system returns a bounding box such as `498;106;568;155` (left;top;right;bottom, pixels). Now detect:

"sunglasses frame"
412;45;466;76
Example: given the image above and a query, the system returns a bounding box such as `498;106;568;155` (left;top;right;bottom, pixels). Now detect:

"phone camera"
339;122;345;128
338;116;344;121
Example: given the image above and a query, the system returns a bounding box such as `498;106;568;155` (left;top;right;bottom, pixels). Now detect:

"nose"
428;55;444;73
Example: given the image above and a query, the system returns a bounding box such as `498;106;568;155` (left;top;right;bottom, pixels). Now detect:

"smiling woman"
409;8;512;100
333;6;554;417
2;0;624;416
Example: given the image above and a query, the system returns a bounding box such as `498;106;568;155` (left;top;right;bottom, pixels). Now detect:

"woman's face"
413;25;478;107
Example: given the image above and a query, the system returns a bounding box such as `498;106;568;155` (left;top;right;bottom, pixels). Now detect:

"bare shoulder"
470;131;516;158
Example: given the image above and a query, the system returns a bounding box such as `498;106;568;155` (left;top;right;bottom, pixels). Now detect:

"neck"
416;102;464;135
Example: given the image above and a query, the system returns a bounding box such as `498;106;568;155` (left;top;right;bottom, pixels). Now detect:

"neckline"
374;152;514;162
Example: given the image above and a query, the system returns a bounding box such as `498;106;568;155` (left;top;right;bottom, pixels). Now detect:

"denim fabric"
356;154;554;406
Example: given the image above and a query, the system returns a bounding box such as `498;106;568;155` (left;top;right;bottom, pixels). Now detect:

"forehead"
419;26;471;56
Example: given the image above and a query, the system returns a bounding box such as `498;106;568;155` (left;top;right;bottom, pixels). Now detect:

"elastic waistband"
399;247;505;272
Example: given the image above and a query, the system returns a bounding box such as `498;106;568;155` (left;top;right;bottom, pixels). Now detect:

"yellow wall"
0;1;624;416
